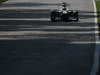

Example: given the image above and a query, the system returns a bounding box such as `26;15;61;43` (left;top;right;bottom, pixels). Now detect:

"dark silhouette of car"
50;2;79;22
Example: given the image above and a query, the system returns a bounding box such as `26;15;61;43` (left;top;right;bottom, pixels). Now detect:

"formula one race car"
50;2;79;22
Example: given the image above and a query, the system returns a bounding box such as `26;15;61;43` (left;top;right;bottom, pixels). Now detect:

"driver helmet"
62;2;67;7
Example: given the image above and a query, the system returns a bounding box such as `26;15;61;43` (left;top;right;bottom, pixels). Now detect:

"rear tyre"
74;11;79;22
51;12;57;22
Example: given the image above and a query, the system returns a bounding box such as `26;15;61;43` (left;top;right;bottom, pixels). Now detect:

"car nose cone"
63;11;67;14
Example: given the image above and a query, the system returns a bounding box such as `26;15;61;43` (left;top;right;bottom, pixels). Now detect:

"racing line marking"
90;0;100;75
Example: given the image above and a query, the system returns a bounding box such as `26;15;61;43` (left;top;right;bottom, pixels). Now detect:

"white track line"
90;0;100;75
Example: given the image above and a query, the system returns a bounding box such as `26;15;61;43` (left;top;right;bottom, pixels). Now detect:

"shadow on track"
0;9;96;41
79;10;97;19
0;2;58;7
0;39;95;75
0;10;97;31
0;10;97;19
0;20;96;31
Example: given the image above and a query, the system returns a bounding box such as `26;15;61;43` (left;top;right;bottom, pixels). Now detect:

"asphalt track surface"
0;0;97;75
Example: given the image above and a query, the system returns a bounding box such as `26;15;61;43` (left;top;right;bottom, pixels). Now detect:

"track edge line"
90;0;100;75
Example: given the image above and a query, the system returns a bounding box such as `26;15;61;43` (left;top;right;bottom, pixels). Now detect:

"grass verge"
96;1;100;75
0;0;7;3
96;1;100;23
